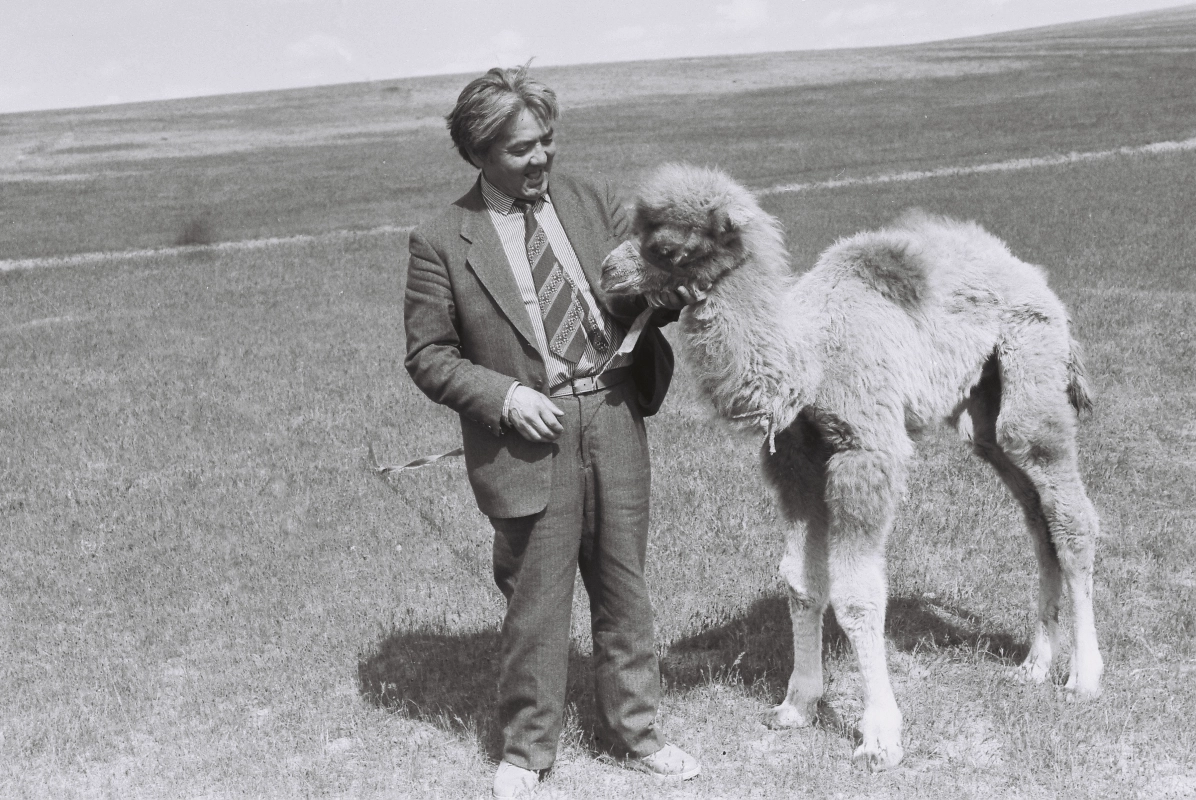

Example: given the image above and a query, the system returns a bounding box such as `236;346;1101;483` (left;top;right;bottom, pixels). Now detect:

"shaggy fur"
602;163;1103;771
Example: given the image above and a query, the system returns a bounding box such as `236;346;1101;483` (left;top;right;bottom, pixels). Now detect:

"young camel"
601;164;1102;770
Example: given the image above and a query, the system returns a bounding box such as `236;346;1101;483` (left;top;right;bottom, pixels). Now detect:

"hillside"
1;5;1194;262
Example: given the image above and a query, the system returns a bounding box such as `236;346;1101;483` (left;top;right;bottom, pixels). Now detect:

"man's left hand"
645;283;708;310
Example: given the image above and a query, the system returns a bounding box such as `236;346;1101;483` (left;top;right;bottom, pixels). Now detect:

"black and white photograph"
2;1;1194;797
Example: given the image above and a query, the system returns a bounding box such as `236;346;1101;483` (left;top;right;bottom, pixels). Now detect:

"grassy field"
3;6;1196;799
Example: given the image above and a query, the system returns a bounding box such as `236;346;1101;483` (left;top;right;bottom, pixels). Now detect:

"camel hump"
833;234;929;311
828;210;1013;312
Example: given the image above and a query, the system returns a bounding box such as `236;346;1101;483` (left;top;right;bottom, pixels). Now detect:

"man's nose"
529;145;549;166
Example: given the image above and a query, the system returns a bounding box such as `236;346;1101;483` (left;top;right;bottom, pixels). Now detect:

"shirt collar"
479;173;551;215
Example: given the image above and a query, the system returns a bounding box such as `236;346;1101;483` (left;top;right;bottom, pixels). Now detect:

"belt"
549;367;632;398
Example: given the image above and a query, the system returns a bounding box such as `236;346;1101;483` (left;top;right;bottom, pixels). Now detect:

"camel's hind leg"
761;417;832;730
968;351;1103;695
824;444;909;771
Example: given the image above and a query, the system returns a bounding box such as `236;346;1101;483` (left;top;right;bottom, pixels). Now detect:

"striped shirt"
480;175;632;393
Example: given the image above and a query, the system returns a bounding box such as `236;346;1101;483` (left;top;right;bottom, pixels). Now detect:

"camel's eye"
648;242;675;260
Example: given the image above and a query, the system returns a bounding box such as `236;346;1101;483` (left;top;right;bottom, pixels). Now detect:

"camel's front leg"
767;523;829;729
832;554;903;771
826;450;906;771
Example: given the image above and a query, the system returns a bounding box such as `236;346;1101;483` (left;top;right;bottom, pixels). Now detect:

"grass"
3;6;1196;799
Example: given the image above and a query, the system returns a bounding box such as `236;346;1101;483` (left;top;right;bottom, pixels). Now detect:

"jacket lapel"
551;175;609;297
551;174;636;324
458;181;539;350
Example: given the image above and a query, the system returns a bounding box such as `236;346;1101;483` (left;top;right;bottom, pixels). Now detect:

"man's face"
475;106;556;201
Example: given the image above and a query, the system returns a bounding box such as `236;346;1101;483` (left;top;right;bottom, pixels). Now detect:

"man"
404;64;701;798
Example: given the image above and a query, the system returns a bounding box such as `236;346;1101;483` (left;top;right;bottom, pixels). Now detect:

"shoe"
630;743;701;781
492;761;542;798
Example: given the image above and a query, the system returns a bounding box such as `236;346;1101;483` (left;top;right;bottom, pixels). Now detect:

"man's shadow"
358;593;1027;755
358;627;604;759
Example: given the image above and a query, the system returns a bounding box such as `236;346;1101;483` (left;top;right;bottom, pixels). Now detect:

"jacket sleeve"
404;229;516;434
605;177;634;242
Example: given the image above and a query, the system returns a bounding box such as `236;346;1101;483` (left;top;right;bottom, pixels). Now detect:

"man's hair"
446;63;559;166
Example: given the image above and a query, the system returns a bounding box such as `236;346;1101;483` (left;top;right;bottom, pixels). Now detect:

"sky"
1;0;1188;114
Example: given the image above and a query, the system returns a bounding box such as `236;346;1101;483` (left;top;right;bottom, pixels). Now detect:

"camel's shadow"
357;594;1026;754
661;593;1027;727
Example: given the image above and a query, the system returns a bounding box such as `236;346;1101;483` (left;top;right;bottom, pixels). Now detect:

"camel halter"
730;409;778;455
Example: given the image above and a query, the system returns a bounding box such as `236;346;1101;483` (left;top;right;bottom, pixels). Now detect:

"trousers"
489;380;664;770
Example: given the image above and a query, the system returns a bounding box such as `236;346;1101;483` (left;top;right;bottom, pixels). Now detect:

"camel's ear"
713;208;734;236
722;199;754;232
711;207;736;237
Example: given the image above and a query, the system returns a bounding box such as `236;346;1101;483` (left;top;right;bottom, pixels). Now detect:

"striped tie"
515;199;609;362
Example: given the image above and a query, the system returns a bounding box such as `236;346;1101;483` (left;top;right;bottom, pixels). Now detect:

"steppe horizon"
3;1;1193;116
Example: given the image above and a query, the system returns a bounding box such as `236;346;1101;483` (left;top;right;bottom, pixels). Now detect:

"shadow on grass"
358;594;1028;756
358;627;605;760
661;592;1028;701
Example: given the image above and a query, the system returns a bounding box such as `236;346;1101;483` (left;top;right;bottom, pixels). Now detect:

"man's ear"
466;148;484;170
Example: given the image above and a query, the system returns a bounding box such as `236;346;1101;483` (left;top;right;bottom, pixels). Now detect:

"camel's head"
601;164;762;297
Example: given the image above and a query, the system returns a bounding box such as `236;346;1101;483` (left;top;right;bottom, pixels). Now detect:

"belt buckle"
573;375;599;395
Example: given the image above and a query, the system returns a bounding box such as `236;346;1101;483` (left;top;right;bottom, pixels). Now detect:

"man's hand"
645;282;709;309
506;385;566;442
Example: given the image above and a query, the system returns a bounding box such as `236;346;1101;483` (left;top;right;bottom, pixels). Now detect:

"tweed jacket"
404;171;675;518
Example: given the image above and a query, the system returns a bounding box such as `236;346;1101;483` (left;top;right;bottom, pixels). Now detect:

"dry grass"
3;8;1196;799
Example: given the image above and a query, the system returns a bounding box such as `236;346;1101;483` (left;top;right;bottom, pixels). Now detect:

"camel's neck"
680;243;816;429
687;260;792;353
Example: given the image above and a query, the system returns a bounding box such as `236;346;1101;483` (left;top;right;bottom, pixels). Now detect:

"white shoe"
492;761;542;799
631;743;701;781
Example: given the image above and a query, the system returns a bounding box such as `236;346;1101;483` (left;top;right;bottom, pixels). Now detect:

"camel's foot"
763;700;815;730
1007;654;1051;685
1063;669;1103;699
851;736;903;772
1062;648;1104;698
852;706;903;771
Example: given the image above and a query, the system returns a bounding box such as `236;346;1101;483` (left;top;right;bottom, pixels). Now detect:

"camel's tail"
1067;336;1094;415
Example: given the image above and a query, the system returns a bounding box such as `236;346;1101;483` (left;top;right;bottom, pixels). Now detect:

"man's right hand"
506;385;566;442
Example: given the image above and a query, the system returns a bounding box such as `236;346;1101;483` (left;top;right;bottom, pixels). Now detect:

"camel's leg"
969;350;1103;695
761;418;833;729
1004;468;1066;685
824;448;906;771
1021;509;1065;685
767;522;829;729
1041;465;1102;696
967;359;1062;683
1008;453;1101;694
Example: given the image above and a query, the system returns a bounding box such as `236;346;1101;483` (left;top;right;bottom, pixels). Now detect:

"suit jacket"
404;171;675;518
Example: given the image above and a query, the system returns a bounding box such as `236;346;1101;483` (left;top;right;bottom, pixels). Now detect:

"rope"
367;442;464;477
